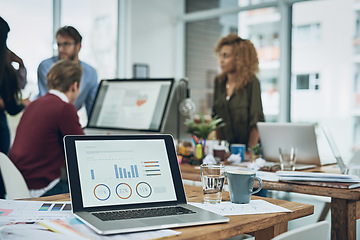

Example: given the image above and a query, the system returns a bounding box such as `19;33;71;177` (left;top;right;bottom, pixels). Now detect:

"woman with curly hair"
213;33;265;155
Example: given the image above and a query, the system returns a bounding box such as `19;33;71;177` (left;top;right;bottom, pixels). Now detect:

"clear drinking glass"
279;147;297;171
200;164;226;204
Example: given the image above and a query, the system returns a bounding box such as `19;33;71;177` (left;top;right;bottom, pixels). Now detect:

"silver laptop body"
322;126;360;176
64;134;228;235
257;122;322;170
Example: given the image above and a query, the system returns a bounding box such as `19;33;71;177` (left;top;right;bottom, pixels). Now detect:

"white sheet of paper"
256;171;279;182
189;200;291;216
0;199;73;224
0;200;181;240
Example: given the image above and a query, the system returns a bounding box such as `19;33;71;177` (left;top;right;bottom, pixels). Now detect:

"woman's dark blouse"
212;75;265;146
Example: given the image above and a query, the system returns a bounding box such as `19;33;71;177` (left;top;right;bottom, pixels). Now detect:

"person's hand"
21;98;31;107
245;150;252;161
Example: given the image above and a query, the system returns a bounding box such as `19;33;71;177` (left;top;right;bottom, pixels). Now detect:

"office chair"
272;221;330;240
0;152;30;199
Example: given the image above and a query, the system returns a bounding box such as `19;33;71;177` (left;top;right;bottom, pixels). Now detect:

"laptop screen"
74;139;177;208
64;135;186;212
87;79;174;132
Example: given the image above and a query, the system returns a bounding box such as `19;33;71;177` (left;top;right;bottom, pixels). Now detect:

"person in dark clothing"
0;17;30;198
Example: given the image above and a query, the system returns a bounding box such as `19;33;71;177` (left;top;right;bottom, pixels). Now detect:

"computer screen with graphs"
87;78;174;133
74;138;177;208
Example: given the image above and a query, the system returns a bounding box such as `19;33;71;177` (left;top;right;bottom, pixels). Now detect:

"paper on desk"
0;219;181;240
38;218;181;240
276;171;360;182
0;200;181;240
189;200;291;216
0;199;73;225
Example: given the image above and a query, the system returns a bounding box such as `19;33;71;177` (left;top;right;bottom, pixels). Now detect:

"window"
0;0;53;97
62;0;118;80
294;73;319;90
292;0;354;159
293;23;321;46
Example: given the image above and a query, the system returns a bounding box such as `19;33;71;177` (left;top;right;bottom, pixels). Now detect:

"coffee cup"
226;170;263;204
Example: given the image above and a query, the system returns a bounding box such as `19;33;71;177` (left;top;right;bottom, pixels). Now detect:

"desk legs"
331;198;356;240
254;222;287;240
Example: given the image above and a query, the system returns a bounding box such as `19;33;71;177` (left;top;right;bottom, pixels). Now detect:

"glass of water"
200;164;226;204
279;147;297;171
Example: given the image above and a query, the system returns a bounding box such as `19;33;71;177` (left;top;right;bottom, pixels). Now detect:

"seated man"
9;59;84;197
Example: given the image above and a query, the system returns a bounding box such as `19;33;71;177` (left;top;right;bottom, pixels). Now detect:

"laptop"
63;134;229;235
322;126;360;176
257;122;322;170
84;78;174;135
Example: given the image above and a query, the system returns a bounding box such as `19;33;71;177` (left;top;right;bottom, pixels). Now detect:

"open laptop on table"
63;134;228;235
257;122;325;170
322;126;360;176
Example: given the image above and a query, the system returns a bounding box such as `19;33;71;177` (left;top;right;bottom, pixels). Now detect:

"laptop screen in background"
74;139;177;208
87;79;173;132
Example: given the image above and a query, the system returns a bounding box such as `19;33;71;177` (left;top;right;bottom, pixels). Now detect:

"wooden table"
28;185;313;240
180;163;360;240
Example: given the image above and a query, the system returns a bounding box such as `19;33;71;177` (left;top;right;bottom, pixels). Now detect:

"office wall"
130;0;178;78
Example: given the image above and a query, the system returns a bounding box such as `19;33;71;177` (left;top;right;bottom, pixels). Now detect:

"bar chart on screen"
143;161;162;176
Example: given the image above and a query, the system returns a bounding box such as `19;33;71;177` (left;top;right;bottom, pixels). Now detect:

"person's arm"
4;98;24;115
247;78;265;148
0;98;4;110
84;70;98;117
7;49;24;68
58;103;85;136
7;49;27;89
247;125;260;148
37;61;49;97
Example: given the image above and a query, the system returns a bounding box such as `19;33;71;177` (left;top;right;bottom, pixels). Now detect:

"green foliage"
184;115;225;139
247;144;263;156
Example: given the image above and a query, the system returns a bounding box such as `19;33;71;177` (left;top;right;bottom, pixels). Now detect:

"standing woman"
213;33;265;156
0;17;30;154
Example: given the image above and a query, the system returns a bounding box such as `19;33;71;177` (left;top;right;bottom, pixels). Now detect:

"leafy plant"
248;144;263;156
184;114;225;139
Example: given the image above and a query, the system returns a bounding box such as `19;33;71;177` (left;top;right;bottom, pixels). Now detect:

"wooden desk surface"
28;185;313;240
180;163;360;200
180;163;360;240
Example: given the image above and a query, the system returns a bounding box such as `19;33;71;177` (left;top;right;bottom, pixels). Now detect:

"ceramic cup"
227;170;263;204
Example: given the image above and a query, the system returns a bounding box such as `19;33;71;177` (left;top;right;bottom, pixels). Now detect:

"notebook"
63;134;228;235
322;126;360;176
257;122;322;170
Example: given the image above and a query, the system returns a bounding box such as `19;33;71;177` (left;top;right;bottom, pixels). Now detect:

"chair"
272;221;330;240
0;152;30;199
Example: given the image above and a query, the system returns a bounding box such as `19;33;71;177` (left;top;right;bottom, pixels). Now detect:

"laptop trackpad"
140;217;183;226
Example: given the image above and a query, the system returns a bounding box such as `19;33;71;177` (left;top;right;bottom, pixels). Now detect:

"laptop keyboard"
92;206;196;221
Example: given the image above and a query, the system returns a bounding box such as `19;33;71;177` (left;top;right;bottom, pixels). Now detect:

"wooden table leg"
254;222;287;240
331;198;357;240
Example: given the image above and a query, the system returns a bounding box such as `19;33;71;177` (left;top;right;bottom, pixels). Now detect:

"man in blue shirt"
37;26;98;118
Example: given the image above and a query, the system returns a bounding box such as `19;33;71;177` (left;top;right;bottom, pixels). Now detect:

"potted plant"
248;144;263;162
184;114;225;164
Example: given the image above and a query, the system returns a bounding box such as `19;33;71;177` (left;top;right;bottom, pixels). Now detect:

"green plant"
184;114;225;139
248;144;263;156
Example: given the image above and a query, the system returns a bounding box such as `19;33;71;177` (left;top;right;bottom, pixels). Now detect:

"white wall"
129;0;178;78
